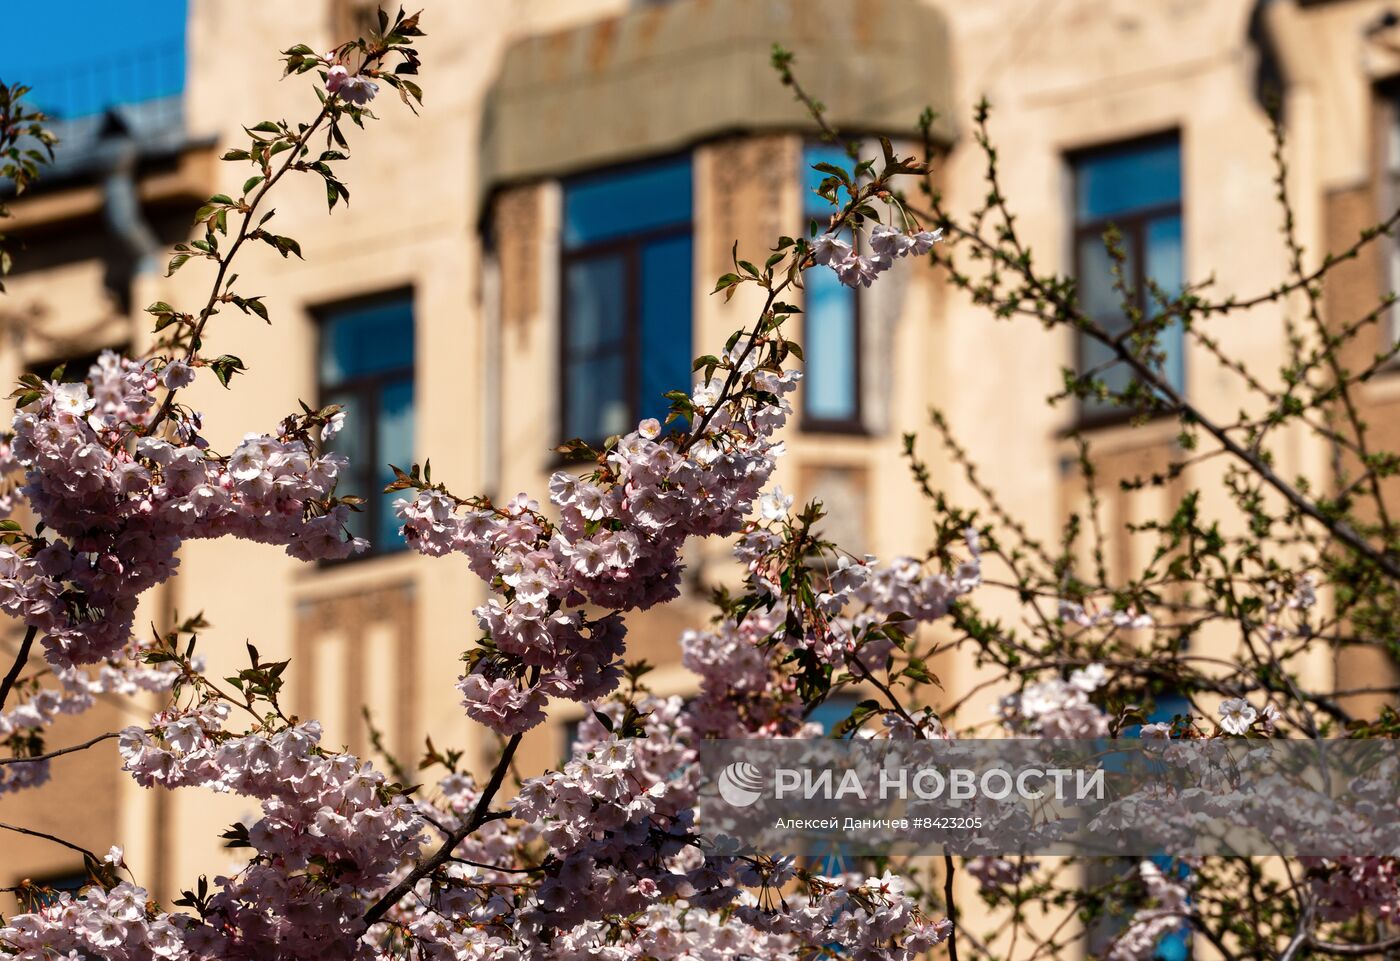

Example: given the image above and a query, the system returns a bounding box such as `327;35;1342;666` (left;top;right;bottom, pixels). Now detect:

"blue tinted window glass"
321;389;370;545
377;379;414;549
317;294;414;558
562;157;693;440
639;235;694;423
1147;216;1185;392
565;256;628;352
808;695;860;736
1075;139;1180;221
564;255;630;440
1146;215;1184;304
567;353;628;440
564;157;692;248
802;144;860;425
1074;139;1184;408
805;264;858;421
1076;232;1137;321
804;144;851;214
320;298;415;386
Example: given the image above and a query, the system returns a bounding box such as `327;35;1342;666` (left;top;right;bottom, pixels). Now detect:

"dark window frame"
799;142;865;435
1068;131;1184;429
25;345;131;383
558;153;693;447
1376;80;1400;360
12;867;87;912
313;285;416;564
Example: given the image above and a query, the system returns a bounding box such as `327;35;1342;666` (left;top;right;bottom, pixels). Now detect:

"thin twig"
362;666;541;927
0;820;103;863
0;731;120;765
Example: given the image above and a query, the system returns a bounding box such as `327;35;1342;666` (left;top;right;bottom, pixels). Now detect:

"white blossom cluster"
811;223;944;288
2;352;363;668
0;637;188;794
398;367;801;734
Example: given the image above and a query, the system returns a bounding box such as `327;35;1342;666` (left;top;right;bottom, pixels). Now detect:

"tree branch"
0;819;103;864
0;731;120;766
0;624;38;713
362;693;534;927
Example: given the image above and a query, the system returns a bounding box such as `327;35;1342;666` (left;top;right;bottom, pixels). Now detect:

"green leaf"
258;233;303;259
167;254;192;276
242;175;264;195
811;161;850;181
710;273;741;294
208;355;247;388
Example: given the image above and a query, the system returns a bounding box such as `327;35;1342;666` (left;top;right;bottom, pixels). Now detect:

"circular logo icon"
717;761;766;807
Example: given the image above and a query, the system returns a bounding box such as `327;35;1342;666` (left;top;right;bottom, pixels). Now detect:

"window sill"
1061;403;1178;437
800;419;869;437
309;546;418;584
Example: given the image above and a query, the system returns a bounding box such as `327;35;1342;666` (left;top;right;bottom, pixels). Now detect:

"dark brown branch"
362;664;541;927
943;853;960;961
0;819;102;863
1308;934;1400;956
0;624;38;713
0;731;120;766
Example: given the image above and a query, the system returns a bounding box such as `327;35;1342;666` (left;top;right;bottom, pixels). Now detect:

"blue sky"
3;0;188;118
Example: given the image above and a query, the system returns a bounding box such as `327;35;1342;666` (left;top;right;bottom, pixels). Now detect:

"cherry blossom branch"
145;106;330;432
178;112;329;361
0;624;37;712
0;819;103;864
361;666;539;927
148;34;415;431
0;731;120;766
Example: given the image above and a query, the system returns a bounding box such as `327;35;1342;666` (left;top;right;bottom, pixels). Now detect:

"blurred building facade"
1;0;1399;938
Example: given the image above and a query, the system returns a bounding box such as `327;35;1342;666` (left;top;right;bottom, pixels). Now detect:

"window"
330;0;382;42
1384;91;1400;345
26;346;128;383
561;155;693;443
13;869;86;912
316;290;415;557
1085;692;1192;961
1072;135;1184;419
807;692;861;736
801;143;861;430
